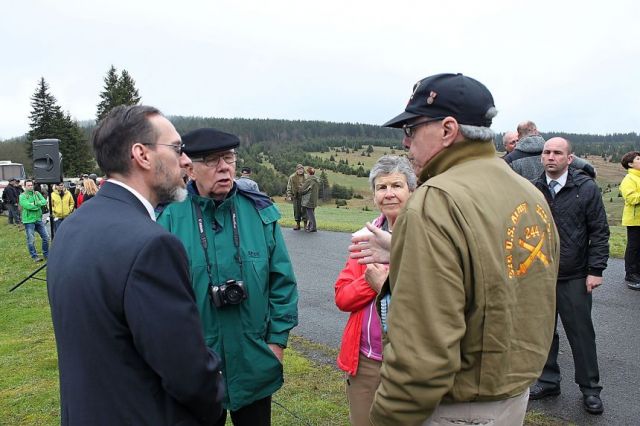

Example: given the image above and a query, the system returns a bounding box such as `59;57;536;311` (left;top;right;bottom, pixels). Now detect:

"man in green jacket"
157;128;298;426
19;179;50;262
365;73;560;425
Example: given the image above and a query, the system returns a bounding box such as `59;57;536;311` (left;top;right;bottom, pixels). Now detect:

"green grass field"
1;152;625;425
0;217;350;425
274;200;379;232
0;220;59;424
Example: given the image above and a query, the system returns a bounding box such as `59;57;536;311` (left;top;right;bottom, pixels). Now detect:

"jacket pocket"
237;260;270;332
230;331;284;401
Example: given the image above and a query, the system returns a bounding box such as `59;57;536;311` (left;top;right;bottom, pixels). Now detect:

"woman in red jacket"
77;178;99;207
334;155;415;425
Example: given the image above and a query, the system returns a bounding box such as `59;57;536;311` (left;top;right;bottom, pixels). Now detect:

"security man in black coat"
529;137;609;415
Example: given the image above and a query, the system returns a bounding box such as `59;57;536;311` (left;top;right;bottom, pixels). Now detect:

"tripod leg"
9;263;48;292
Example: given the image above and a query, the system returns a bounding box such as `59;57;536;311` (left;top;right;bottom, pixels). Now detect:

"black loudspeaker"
33;139;63;184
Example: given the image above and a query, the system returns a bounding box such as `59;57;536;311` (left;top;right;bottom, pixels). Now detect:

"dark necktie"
548;180;559;199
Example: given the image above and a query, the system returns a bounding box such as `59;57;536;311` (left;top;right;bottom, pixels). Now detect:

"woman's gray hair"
459;107;498;142
369;155;417;193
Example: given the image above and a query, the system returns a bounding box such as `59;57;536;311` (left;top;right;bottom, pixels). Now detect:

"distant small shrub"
332;184;353;200
335;199;347;207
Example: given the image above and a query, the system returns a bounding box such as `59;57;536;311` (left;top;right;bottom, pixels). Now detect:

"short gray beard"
155;182;187;205
154;160;188;204
171;186;188;202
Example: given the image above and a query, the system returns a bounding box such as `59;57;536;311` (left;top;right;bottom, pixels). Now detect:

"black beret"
182;128;240;157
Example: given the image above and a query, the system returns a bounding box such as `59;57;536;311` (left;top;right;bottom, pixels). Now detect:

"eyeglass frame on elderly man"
191;151;237;168
402;117;445;138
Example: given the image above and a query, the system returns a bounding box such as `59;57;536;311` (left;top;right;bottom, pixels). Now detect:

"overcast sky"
1;0;638;140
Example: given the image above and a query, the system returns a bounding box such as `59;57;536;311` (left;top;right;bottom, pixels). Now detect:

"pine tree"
116;70;141;106
96;66;120;122
27;78;94;175
96;66;142;122
27;77;63;158
319;169;330;201
56;111;94;176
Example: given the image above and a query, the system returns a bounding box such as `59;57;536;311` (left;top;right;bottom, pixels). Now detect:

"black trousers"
215;396;271;426
625;226;640;274
539;278;601;396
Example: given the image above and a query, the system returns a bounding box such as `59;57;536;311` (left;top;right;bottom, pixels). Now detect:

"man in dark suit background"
47;105;224;425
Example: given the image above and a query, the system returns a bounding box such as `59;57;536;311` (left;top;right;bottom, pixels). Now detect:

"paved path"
283;229;640;425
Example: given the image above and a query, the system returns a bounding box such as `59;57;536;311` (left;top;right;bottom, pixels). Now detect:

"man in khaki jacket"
285;164;307;230
359;73;560;425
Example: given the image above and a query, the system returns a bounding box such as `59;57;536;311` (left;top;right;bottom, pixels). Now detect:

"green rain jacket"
157;183;298;411
19;190;47;224
301;175;320;209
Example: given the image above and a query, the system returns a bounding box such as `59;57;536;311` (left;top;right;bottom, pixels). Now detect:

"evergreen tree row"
496;131;640;162
6;69;639;194
170;116;403;147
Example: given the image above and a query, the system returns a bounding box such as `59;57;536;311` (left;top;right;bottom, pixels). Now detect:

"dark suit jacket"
47;182;223;425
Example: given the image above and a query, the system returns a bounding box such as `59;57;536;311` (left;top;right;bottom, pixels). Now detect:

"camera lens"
226;285;243;304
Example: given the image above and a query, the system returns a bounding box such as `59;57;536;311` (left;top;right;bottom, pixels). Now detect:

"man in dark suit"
47;105;224;426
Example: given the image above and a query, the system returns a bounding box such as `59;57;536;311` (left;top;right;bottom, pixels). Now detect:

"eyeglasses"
402;117;444;138
192;152;237;167
142;143;185;156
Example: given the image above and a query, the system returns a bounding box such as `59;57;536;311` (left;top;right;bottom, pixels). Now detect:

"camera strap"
192;198;215;288
191;197;243;287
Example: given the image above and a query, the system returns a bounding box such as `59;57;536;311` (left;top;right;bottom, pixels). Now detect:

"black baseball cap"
383;73;495;128
182;128;240;157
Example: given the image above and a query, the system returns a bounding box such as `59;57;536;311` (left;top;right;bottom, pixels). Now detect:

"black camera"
210;279;247;308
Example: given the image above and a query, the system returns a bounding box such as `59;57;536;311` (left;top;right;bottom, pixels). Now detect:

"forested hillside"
1;116;637;197
537;132;640;162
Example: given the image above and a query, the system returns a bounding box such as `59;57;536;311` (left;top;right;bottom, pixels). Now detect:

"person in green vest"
19;179;50;262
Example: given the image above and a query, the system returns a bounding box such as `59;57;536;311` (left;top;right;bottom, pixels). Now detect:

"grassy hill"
297;151;628;258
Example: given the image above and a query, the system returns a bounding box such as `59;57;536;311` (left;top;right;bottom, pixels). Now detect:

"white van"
0;161;27;211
